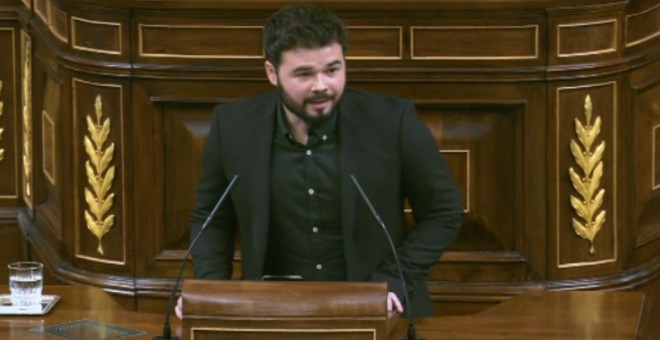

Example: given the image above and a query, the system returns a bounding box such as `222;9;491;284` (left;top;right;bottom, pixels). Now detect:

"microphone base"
152;336;181;340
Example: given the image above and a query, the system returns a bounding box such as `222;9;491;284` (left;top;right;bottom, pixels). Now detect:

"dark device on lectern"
350;175;421;340
154;174;239;340
261;275;303;281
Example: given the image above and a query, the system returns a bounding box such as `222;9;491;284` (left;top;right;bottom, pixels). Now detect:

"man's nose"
311;74;329;92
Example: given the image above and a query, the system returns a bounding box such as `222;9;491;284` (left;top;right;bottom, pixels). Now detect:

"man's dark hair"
263;4;348;69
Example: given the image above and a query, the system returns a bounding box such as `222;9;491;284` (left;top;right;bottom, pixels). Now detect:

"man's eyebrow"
291;60;343;73
292;65;314;73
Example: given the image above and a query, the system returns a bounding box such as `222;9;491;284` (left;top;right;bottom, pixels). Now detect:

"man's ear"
264;61;278;86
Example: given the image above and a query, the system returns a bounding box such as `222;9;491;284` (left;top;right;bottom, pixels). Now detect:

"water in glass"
8;262;43;307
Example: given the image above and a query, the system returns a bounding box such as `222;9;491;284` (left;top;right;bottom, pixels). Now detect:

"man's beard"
278;84;339;129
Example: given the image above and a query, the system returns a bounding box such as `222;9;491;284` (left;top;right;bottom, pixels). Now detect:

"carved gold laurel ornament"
0;80;4;162
568;95;606;255
22;41;32;199
83;95;116;255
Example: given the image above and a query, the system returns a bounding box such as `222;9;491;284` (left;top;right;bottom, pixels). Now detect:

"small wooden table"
0;286;650;339
0;285;178;339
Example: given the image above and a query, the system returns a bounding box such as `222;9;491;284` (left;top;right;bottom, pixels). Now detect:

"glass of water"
8;262;43;307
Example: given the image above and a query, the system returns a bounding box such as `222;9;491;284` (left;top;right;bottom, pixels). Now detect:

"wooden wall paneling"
345;26;402;60
48;2;69;44
550;80;620;279
130;78;167;287
67;3;130;63
350;79;548;284
0;209;28;282
411;25;538;61
19;29;33;211
162;104;210;255
2;0;659;314
130;79;273;296
34;0;47;24
547;2;625;67
353;78;548;314
31;26;65;241
71;75;131;275
132;10;268;70
625;1;660;48
139;24;263;59
630;57;660;265
0;0;58;289
418;102;520;253
0;24;19;204
401;8;547;70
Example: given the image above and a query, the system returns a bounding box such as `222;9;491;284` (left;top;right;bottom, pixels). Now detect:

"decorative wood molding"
71;17;122;55
410;25;538;60
0;80;4;163
49;4;69;43
557;19;617;57
625;2;660;47
72;78;126;266
190;328;377;338
83;95;116;256
21;32;32;208
654;124;660;190
569;95;606;255
42;109;55;185
0;27;18;200
441;149;471;213
34;0;48;24
138;24;263;59
346;26;403;60
403;149;471;214
556;82;618;269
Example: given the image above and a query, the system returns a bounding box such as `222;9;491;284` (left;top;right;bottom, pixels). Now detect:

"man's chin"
303;110;332;128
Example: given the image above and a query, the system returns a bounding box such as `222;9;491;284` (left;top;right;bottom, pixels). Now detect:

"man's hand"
387;292;403;313
175;296;183;319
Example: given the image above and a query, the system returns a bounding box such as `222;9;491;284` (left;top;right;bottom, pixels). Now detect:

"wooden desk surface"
391;290;651;339
0;286;650;339
0;285;180;339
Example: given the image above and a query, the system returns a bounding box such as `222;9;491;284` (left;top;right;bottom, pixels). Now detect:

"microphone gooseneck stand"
350;175;420;340
154;174;239;340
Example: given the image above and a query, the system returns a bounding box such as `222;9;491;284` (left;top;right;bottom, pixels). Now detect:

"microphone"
350;175;419;340
154;174;239;340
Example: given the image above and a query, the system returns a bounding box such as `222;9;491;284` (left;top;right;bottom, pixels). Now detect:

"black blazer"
190;88;463;316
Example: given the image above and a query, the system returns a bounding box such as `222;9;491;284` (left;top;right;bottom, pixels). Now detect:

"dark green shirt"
266;104;346;281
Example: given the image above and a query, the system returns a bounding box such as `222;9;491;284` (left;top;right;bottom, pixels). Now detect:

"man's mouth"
307;94;333;104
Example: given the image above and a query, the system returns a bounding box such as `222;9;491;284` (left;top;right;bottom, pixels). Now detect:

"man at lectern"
177;3;463;319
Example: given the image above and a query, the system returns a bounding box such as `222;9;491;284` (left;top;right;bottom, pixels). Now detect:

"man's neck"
283;107;310;145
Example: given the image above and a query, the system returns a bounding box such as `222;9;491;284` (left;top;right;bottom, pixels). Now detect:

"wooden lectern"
181;279;397;340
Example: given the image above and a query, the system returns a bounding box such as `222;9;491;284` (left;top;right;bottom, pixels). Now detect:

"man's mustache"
306;93;333;103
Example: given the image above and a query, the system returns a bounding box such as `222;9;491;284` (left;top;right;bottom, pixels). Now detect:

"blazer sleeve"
189;104;238;280
371;99;464;299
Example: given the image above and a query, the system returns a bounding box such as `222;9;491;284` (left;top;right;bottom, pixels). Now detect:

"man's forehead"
279;43;345;68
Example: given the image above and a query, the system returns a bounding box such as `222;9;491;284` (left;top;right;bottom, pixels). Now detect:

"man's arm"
371;100;464;301
189;106;238;280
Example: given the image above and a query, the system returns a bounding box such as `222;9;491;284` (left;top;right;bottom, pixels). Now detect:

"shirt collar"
275;98;339;141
